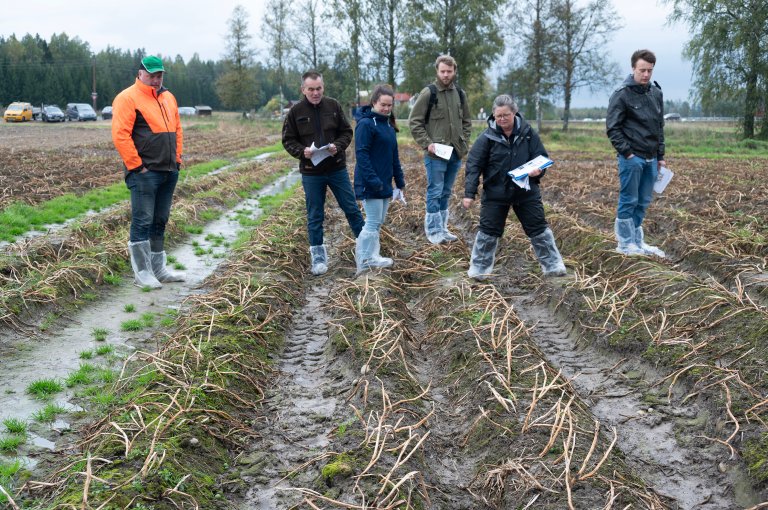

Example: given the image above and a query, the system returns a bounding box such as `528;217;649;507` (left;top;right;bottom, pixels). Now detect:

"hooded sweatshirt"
353;105;405;200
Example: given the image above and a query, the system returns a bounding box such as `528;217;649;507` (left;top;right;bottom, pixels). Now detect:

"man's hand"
462;198;474;209
303;147;313;158
328;143;338;155
139;167;149;174
427;143;436;155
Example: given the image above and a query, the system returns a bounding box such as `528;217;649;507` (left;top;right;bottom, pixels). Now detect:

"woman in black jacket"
463;94;566;279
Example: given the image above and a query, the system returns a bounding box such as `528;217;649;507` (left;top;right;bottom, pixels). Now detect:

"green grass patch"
140;312;155;327
120;319;144;331
0;458;23;504
123;303;136;313
2;418;27;435
95;344;114;356
0;435;25;452
65;363;98;387
26;379;63;399
32;403;66;423
92;327;109;341
235;141;285;159
103;273;122;285
0;159;228;243
79;350;94;360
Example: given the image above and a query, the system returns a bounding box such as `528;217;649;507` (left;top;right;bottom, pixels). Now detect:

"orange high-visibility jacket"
112;78;183;173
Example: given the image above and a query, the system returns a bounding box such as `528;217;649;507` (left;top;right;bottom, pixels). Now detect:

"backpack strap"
424;83;466;124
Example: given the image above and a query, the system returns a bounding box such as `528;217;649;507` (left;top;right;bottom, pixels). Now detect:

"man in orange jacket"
112;55;185;289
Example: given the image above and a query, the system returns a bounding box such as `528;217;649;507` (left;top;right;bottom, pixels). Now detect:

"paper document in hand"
654;166;673;194
508;155;554;181
310;142;332;166
433;143;454;160
392;188;407;205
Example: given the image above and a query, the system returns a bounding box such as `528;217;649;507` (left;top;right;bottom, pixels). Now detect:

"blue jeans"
302;168;364;246
617;155;657;227
362;198;391;234
126;170;179;250
424;152;461;213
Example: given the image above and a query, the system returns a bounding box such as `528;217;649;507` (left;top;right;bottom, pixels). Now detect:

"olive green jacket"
408;80;472;159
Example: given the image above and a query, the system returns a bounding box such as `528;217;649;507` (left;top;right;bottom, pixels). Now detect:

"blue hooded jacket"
354;105;405;200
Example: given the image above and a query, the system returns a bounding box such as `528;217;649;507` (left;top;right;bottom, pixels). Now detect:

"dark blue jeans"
302;168;364;246
126;170;179;250
617;155;657;227
424;152;461;213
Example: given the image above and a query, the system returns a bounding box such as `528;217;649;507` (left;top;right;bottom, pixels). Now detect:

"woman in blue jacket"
354;84;406;274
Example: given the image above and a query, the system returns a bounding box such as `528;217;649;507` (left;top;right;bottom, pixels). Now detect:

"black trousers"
479;184;548;238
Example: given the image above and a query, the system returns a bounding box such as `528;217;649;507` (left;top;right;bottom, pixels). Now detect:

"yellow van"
3;102;34;122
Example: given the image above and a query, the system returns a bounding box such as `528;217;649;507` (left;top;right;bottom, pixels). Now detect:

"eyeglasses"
495;113;513;119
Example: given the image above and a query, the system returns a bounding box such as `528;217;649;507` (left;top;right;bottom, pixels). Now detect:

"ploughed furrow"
506;288;759;509
241;282;349;509
236;147;672;509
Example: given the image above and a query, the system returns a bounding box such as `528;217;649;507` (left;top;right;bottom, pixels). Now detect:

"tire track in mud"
407;298;483;509
240;282;349;509
504;286;761;509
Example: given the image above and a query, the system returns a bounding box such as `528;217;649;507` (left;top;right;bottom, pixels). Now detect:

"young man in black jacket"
606;49;667;257
282;70;365;275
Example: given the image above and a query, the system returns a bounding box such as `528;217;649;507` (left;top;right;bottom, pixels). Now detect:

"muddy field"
0;118;279;209
0;121;766;509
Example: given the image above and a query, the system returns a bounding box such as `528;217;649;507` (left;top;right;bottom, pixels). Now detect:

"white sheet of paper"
433;143;453;160
310;142;332;166
654;166;674;194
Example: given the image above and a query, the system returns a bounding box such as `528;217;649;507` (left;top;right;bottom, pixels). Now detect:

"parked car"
41;105;66;122
32;106;42;120
3;102;34;122
101;106;113;120
178;106;196;116
664;112;682;122
66;103;98;121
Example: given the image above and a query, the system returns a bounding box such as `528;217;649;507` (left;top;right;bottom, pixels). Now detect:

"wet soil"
0;170;300;471
239;281;351;508
501;282;762;509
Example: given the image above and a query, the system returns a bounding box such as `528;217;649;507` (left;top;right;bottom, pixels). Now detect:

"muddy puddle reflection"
0;168;300;471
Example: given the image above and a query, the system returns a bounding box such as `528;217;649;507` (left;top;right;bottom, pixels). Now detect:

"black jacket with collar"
606;75;665;160
465;113;548;201
282;96;353;174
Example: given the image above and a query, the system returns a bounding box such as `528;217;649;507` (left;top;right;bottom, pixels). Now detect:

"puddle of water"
0;170;300;467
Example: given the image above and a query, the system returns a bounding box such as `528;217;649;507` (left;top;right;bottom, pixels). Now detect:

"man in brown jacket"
282;70;364;275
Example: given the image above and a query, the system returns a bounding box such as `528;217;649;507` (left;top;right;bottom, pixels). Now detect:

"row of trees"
667;0;768;138
2;0;766;137
0;33;222;110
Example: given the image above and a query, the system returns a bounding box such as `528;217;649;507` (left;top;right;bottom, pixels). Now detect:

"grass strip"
0;155;294;331
0;160;228;243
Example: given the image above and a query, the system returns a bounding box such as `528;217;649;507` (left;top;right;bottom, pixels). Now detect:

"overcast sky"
1;0;693;108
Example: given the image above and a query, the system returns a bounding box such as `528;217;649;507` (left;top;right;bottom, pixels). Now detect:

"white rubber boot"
467;231;499;280
529;228;567;276
309;245;328;275
355;231;393;275
635;226;665;257
614;218;644;256
151;251;185;282
439;209;458;242
128;241;162;289
424;212;446;244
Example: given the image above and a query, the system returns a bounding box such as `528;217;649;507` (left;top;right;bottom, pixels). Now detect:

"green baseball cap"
141;55;165;73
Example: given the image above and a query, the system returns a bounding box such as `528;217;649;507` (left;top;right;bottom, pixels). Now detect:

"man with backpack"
409;55;472;244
